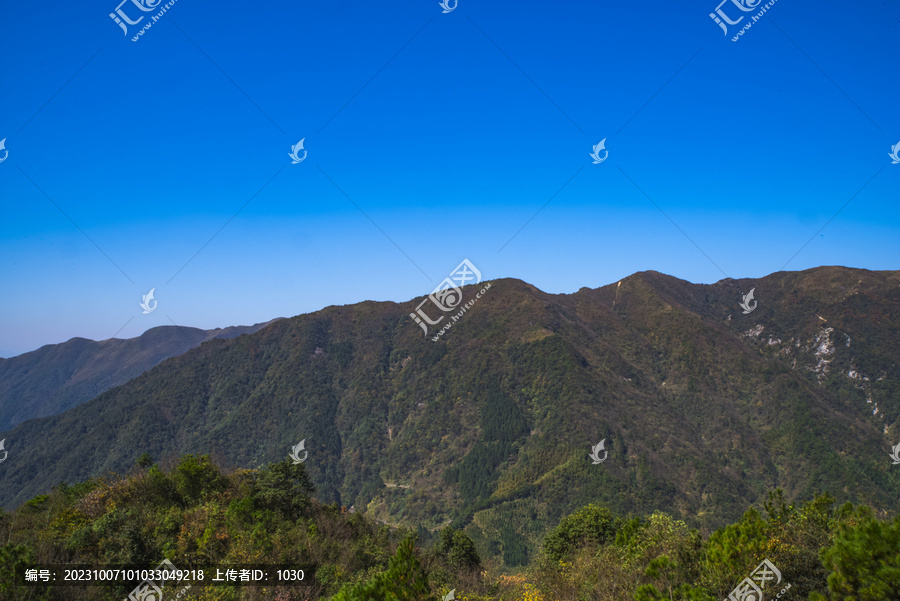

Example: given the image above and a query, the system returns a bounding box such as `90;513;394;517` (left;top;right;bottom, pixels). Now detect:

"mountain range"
0;266;897;568
0;320;280;432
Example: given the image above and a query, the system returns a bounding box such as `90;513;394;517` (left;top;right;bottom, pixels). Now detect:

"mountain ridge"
0;319;282;432
0;266;897;568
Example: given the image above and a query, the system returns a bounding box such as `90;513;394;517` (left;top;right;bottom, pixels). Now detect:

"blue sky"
1;0;898;357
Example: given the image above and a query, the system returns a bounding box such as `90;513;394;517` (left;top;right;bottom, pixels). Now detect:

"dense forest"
1;454;898;600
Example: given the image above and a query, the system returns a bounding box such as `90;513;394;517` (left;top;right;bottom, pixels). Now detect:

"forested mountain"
0;320;280;431
0;266;897;570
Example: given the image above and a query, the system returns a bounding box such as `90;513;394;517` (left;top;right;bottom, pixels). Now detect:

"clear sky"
1;0;898;357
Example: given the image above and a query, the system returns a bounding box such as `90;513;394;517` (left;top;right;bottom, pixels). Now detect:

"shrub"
171;455;228;505
332;537;433;601
254;459;315;521
437;527;481;571
814;507;900;601
542;504;618;562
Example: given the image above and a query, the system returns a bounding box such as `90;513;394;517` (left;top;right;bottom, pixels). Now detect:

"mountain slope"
0;320;280;431
0;266;897;568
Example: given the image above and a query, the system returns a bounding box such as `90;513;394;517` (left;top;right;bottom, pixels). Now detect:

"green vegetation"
331;538;432;601
1;455;898;601
1;266;898;574
0;323;274;432
542;504;618;562
812;505;900;601
0;455;471;601
530;490;900;601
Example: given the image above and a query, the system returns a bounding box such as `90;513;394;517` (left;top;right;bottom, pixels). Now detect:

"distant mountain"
0;320;281;432
0;267;897;568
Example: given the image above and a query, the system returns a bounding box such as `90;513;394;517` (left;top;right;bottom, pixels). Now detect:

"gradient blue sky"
1;0;898;357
